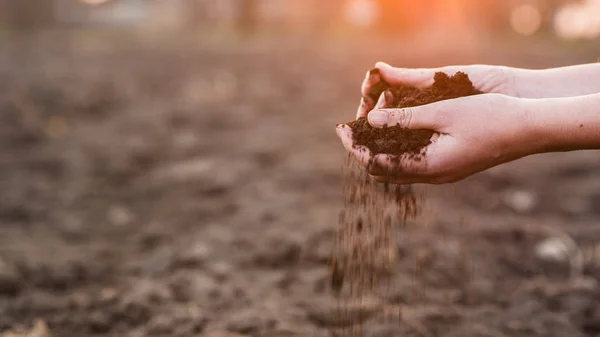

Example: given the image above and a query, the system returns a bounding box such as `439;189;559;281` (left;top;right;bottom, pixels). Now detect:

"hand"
338;94;540;184
357;62;518;118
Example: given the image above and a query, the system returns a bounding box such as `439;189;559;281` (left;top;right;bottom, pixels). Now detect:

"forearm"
516;64;600;98
527;93;600;153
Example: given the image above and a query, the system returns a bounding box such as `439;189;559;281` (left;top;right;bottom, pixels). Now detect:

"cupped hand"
357;62;519;118
338;94;540;184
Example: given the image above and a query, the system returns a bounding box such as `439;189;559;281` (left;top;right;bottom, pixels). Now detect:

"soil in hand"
334;71;482;336
346;70;482;157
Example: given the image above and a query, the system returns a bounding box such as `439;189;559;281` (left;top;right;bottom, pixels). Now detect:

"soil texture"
0;37;600;337
347;71;481;156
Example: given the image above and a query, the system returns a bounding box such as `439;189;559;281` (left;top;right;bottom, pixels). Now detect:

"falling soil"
334;71;482;336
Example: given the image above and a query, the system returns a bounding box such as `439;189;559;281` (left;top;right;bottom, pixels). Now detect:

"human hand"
357;62;518;118
339;94;540;184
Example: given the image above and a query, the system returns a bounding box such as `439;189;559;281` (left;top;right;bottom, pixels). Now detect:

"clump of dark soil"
346;70;482;156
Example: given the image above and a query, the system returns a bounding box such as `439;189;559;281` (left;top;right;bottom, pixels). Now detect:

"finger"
335;124;372;166
368;105;442;130
356;95;375;119
373;90;393;110
360;68;384;98
375;62;437;89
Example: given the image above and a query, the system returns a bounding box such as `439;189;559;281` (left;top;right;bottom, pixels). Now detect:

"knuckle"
391;108;413;127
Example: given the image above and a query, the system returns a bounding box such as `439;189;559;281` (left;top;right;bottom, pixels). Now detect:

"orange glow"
510;4;541;36
80;0;110;5
554;0;600;39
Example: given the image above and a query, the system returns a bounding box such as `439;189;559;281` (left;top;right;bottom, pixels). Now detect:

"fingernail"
369;110;388;127
375;62;391;69
367;68;381;83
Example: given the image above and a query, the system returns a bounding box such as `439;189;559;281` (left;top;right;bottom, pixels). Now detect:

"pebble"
535;237;575;263
175;243;211;267
502;189;538;213
208;261;234;281
107;205;135;226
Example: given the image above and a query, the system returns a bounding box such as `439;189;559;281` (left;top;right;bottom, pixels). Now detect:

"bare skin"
338;62;600;184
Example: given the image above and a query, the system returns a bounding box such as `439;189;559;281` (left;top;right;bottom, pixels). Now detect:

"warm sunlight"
80;0;110;5
510;4;542;36
554;0;600;39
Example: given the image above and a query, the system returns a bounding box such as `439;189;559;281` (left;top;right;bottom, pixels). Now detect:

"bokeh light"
510;4;542;36
80;0;110;5
554;0;600;40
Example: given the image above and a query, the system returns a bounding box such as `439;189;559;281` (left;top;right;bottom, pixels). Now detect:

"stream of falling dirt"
333;154;422;336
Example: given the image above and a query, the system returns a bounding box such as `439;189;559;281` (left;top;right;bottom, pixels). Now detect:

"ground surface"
1;34;600;337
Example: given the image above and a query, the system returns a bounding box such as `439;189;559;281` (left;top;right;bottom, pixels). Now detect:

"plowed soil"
1;37;600;337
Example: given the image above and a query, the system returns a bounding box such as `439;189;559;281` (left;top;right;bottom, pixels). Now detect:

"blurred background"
1;1;600;337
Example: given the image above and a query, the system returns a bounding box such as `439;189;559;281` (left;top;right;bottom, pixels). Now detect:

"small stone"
176;243;211;267
100;287;118;302
535;237;577;263
208;261;234;281
107;205;135;226
502;190;538;213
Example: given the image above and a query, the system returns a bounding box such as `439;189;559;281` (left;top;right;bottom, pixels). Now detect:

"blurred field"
0;28;600;337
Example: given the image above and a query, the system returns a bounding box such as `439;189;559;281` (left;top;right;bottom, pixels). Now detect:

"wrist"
512;68;543;99
525;94;600;153
505;96;548;158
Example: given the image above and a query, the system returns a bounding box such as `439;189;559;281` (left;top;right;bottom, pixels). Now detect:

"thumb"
375;62;436;89
367;105;440;130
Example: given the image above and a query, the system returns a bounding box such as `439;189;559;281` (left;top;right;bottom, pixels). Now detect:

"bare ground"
1;36;600;337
